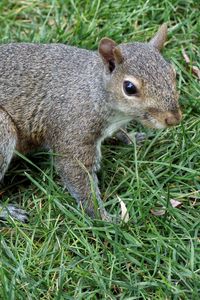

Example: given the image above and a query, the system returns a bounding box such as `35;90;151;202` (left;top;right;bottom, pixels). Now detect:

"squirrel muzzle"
143;107;182;129
164;110;182;127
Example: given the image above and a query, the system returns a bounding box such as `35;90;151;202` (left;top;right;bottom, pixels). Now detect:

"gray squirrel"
0;24;182;222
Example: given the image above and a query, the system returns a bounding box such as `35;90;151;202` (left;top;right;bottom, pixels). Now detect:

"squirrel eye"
123;80;138;96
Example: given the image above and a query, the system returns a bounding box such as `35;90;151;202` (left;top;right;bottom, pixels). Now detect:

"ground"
0;0;199;299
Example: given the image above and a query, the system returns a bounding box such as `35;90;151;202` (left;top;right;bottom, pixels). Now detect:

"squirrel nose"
165;110;182;126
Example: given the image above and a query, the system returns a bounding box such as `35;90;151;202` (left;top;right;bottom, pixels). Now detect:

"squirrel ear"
149;23;168;51
98;38;123;72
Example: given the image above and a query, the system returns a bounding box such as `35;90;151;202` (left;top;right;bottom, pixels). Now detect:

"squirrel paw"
115;130;133;145
135;132;147;144
0;204;29;223
115;130;147;145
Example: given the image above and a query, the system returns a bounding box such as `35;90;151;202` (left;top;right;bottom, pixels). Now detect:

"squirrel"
0;24;182;222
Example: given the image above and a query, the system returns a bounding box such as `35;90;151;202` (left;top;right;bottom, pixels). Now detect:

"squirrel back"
0;43;105;151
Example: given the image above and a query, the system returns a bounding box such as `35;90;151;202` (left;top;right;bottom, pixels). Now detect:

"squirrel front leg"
54;144;111;221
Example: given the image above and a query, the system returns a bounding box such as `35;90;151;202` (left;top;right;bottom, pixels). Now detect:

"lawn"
0;0;200;299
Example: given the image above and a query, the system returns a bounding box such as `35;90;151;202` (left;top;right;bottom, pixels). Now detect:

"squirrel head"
98;24;182;129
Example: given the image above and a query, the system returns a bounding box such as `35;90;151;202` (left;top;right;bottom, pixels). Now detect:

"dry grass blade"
182;49;190;64
182;49;200;80
192;66;200;80
117;195;129;223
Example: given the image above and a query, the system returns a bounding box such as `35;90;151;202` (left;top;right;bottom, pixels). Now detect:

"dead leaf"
151;199;182;216
150;208;166;216
117;195;129;223
192;66;200;80
170;199;182;208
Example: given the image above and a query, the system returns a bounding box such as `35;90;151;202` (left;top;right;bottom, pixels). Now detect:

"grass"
0;0;200;299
